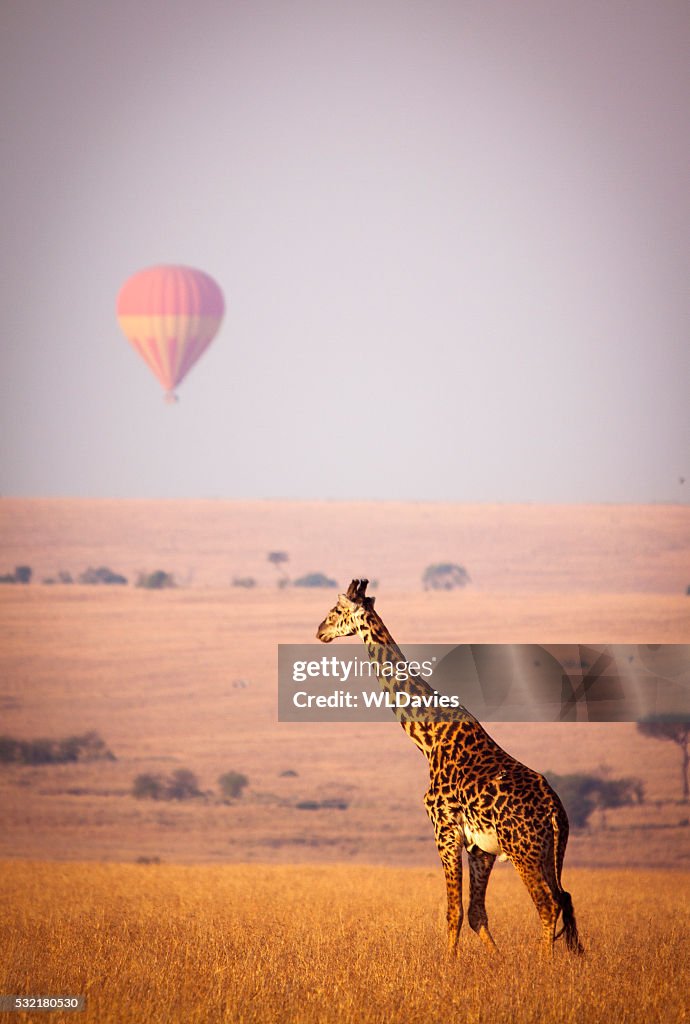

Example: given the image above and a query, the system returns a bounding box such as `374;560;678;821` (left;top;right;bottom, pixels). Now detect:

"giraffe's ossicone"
316;578;584;957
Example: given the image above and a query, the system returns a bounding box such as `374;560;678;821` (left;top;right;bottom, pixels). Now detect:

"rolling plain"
0;499;688;1022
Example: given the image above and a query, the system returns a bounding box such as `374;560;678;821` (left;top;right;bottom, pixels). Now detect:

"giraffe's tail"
554;889;584;954
551;811;584;955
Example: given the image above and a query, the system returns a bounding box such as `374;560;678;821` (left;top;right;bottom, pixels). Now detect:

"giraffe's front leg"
467;847;499;953
424;789;463;954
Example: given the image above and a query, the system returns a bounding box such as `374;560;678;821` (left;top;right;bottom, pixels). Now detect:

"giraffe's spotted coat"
317;578;584;957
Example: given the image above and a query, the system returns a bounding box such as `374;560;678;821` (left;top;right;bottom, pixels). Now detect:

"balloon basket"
164;391;179;405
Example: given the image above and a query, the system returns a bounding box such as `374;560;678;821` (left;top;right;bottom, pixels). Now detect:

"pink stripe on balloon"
168;335;180;385
146;337;172;389
129;336;160;378
176;333;214;384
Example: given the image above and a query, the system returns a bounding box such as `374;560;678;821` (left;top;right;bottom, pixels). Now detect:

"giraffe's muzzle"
315;621;334;642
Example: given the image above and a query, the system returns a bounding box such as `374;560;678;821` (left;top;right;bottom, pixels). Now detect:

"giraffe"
316;578;583;957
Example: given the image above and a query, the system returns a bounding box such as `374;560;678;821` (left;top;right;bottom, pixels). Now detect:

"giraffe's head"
316;578;375;643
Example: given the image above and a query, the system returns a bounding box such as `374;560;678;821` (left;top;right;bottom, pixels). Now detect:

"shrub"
56;736;83;762
295;798;349;811
0;731;114;765
132;773;165;800
133;769;204;801
0;566;33;584
422;563;470;590
136;570;175;590
292;572;337;588
78;566;127;585
21;739;57;764
218;771;249;800
59;731;115;763
0;736;21;761
232;576;256;588
166;768;202;800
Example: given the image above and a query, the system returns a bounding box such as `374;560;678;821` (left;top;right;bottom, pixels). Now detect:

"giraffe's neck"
356;610;440;755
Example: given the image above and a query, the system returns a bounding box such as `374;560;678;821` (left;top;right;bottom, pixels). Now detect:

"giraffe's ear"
367;596;375;608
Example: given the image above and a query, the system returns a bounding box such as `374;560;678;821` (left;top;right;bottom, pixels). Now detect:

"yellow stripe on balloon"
117;314;222;341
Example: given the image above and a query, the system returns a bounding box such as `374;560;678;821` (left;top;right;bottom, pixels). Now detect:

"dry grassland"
1;501;689;1023
1;861;688;1024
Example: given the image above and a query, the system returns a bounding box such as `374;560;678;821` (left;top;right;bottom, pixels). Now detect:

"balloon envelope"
116;265;224;399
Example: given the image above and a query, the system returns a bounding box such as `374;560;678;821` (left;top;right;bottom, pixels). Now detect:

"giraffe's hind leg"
467;847;499;953
425;790;463;954
513;859;560;957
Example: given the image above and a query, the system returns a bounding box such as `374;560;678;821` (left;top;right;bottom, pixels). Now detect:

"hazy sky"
2;0;688;502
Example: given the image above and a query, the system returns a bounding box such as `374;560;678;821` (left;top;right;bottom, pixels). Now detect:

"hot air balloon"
116;265;225;402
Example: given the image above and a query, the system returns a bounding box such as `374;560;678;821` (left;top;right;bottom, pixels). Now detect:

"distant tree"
60;730;115;762
293;572;337;589
56;736;82;762
22;738;58;764
268;551;290;587
166;768;202;800
0;567;33;584
136;570;175;590
218;771;249;800
0;731;114;765
132;773;165;800
320;798;349;810
637;719;689;803
546;772;643;830
0;736;21;762
79;566;127;585
422;563;471;590
133;769;202;801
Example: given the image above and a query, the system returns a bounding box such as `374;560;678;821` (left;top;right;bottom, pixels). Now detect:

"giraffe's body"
316;579;583;956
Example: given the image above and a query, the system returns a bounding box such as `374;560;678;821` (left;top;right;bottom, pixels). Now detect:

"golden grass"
1;861;688;1024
